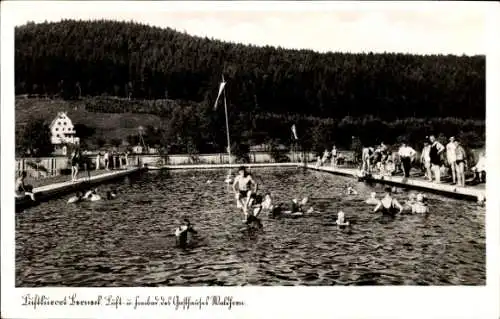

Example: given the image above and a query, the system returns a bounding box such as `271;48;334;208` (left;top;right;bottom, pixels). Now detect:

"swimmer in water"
404;193;417;212
336;211;350;227
83;188;102;201
365;192;379;205
106;189;117;200
68;191;84;204
373;187;403;216
265;195;311;218
175;219;197;248
411;194;428;214
232;166;257;221
347;186;358;195
242;192;264;229
477;194;485;206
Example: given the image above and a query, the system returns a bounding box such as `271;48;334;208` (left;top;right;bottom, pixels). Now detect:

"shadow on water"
15;168;485;286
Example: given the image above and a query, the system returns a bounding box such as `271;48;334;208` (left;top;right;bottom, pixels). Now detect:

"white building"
132;145;143;154
49;112;80;154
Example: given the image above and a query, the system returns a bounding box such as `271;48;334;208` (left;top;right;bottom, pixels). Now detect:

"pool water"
15;168;485;286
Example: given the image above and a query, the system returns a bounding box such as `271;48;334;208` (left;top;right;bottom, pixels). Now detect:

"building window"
56;134;60;138
64;122;67;125
55;128;59;131
58;122;61;125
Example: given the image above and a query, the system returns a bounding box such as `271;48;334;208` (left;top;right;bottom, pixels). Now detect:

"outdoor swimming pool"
15;167;485;286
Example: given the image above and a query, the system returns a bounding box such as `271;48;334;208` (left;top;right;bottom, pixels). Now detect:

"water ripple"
16;168;485;286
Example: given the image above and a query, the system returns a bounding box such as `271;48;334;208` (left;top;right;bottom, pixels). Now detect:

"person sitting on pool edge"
232;166;258;221
15;171;35;201
373;187;403;216
175;219;198;248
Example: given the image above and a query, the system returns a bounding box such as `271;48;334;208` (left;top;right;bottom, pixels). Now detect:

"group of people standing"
316;145;339;168
360;135;485;187
420;135;467;185
69;149;130;183
95;150;129;171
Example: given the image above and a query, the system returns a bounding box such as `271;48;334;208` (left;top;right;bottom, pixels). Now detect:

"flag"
291;124;298;140
213;81;226;110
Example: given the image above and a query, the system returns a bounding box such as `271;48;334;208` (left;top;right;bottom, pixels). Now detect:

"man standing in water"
232;166;258;221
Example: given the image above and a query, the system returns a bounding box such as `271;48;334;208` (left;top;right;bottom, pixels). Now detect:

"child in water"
175;219;197;248
346;186;358;195
404;193;417;212
83;188;102;201
411;194;428;214
68;191;84;204
365;192;379;205
265;194;312;218
106;189;117;200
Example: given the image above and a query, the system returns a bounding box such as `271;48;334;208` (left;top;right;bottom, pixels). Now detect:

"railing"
15;151;356;179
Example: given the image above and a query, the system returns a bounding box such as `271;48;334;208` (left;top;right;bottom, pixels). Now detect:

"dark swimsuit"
379;199;399;217
239;190;249;198
71;155;79;167
177;226;197;248
250;193;263;204
430;143;441;166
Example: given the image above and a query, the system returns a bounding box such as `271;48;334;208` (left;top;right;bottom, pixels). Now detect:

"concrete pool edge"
308;166;485;201
15;167;145;210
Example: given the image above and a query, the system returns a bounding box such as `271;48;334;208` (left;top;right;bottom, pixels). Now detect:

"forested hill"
15;20;485;120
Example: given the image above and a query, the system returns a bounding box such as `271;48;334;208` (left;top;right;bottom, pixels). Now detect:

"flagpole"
223;86;232;168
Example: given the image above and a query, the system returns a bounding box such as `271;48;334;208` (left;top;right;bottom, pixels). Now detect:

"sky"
5;1;490;55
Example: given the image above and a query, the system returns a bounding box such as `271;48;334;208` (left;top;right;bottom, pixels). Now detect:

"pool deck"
308;165;485;201
16;167;144;210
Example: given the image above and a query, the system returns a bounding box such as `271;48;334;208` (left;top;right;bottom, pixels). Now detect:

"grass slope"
15;97;163;140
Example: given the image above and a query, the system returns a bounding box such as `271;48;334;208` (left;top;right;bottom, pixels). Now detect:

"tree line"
15;20;485;120
15;98;485;158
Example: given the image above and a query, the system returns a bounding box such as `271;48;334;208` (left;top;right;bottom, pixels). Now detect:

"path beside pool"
308;165;485;201
16;167;144;210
